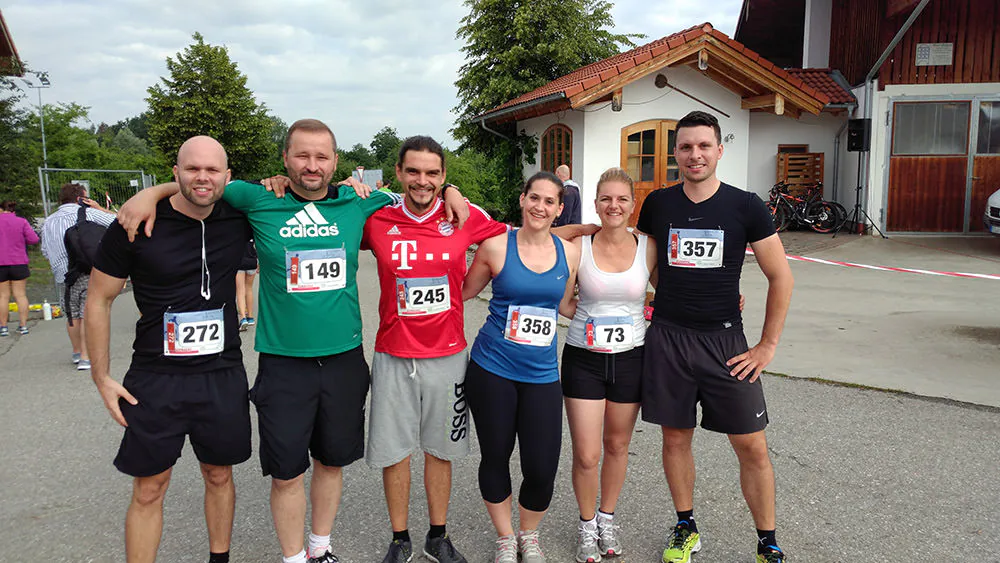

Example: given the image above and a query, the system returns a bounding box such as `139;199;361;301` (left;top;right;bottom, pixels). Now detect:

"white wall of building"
518;109;586;182
865;81;1000;231
747;111;846;201
519;66;750;224
803;0;832;68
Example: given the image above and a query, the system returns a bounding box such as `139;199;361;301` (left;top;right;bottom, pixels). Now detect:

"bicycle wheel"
769;201;792;232
827;201;848;230
806;201;838;233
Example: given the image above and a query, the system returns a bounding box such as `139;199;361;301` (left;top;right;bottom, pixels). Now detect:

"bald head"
177;135;228;169
555;165;571;181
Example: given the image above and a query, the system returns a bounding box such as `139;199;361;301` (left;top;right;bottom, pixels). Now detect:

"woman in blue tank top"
462;171;580;563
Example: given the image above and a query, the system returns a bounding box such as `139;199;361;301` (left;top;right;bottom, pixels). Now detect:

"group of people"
81;109;793;563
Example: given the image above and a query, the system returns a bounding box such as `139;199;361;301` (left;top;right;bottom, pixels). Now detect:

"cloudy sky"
5;0;741;149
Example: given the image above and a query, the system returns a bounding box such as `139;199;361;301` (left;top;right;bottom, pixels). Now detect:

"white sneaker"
493;534;517;563
576;518;601;562
518;530;546;563
597;512;622;556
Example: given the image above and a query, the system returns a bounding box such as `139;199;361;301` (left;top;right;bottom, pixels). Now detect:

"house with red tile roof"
478;23;855;226
738;0;1000;234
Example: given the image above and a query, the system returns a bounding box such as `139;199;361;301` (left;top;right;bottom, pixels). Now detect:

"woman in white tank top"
558;168;657;562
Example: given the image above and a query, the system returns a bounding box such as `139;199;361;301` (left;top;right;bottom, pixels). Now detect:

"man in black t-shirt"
85;136;252;563
636;111;794;563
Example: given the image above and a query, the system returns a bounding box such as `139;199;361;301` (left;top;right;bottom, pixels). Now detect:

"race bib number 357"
668;228;724;269
163;308;224;356
286;248;346;293
504;305;557;347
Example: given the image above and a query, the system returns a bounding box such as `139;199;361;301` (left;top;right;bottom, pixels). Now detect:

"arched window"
540;124;573;173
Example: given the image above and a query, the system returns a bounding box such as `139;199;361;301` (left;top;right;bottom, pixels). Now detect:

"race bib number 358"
163;308;225;356
668;228;724;269
504;305;557;347
286;248;346;293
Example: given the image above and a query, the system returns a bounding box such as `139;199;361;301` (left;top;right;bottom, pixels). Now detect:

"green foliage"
146;32;273;178
0;77;37;219
452;0;639;221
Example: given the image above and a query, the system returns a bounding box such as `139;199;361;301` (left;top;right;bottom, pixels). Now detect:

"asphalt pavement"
2;239;999;563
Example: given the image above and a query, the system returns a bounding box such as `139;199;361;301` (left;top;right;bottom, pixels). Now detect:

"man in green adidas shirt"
117;119;469;563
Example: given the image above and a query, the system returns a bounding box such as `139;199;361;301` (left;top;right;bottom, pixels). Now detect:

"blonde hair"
595;167;635;198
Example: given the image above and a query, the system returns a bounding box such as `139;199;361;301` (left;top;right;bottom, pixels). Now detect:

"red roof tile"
786;68;856;105
481;22;833;120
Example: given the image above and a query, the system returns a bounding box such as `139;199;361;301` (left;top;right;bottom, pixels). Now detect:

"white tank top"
567;233;651;353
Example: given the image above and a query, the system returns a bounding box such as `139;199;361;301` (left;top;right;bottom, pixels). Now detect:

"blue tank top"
471;230;569;384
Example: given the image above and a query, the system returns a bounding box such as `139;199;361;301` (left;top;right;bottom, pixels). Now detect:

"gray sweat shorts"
366;350;471;468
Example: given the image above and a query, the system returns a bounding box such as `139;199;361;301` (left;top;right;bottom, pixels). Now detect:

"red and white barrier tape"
745;249;1000;281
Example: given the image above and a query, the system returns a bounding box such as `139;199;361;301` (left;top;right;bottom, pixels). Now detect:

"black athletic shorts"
251;346;370;480
641;319;768;434
0;264;29;282
561;344;643;403
114;365;252;477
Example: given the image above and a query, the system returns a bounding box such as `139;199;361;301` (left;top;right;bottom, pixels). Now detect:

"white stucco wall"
803;0;832;68
521;66;751;224
518;109;586;182
747;111;846;201
866;81;1000;231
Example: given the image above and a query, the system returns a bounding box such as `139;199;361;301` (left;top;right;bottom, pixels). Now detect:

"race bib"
585;316;634;352
286;248;346;293
163;308;224;356
504;305;557;347
396;275;450;317
668;228;724;268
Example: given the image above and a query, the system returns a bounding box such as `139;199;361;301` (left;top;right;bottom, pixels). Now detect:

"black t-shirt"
637;183;775;330
94;198;252;373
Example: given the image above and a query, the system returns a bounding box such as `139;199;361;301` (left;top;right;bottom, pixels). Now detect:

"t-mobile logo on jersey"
390;240;451;270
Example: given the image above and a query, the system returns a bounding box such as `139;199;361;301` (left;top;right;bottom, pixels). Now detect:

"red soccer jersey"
362;198;507;358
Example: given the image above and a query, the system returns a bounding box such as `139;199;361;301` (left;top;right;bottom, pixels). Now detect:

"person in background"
554;165;582;227
236;239;258;331
0;200;40;336
40;184;116;368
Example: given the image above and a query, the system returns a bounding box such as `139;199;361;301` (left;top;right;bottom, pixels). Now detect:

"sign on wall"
915;43;953;67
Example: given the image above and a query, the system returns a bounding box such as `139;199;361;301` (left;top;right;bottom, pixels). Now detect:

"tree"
146;32;272;178
452;0;639;220
370;126;401;165
0;76;37;219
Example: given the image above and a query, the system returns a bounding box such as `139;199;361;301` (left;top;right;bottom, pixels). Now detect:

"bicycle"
767;182;846;233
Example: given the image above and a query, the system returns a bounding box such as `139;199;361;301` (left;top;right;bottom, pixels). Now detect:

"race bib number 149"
286;248;347;293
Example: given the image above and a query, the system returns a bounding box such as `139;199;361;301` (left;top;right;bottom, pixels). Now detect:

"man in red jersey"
362;136;507;563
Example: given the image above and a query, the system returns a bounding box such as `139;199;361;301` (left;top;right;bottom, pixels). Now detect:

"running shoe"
17;326;28;335
662;522;701;563
493;535;517;563
597;513;622;556
238;318;249;332
0;326;8;337
307;550;341;563
72;352;81;364
576;518;601;562
423;533;466;563
518;529;546;563
380;539;412;563
246;317;256;326
756;546;785;563
77;360;91;371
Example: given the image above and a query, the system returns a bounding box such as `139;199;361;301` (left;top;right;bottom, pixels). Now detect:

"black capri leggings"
465;359;563;512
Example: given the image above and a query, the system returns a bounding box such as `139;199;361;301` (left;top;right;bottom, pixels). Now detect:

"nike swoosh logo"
688;217;703;221
756;410;766;418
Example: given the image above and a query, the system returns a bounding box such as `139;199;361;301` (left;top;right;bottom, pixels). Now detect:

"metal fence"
38;167;156;216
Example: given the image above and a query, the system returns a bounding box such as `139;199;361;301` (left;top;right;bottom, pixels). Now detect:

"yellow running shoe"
661;522;701;563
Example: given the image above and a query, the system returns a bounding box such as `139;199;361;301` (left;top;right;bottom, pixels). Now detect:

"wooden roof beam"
568;41;703;108
742;93;785;114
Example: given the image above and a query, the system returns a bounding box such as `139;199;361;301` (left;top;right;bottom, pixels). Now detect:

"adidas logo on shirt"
387;225;401;235
279;203;340;238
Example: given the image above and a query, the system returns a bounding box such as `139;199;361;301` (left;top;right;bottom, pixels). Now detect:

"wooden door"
886;101;971;232
621;119;677;226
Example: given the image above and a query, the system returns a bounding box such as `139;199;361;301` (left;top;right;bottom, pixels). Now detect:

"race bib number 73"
668;228;724;269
